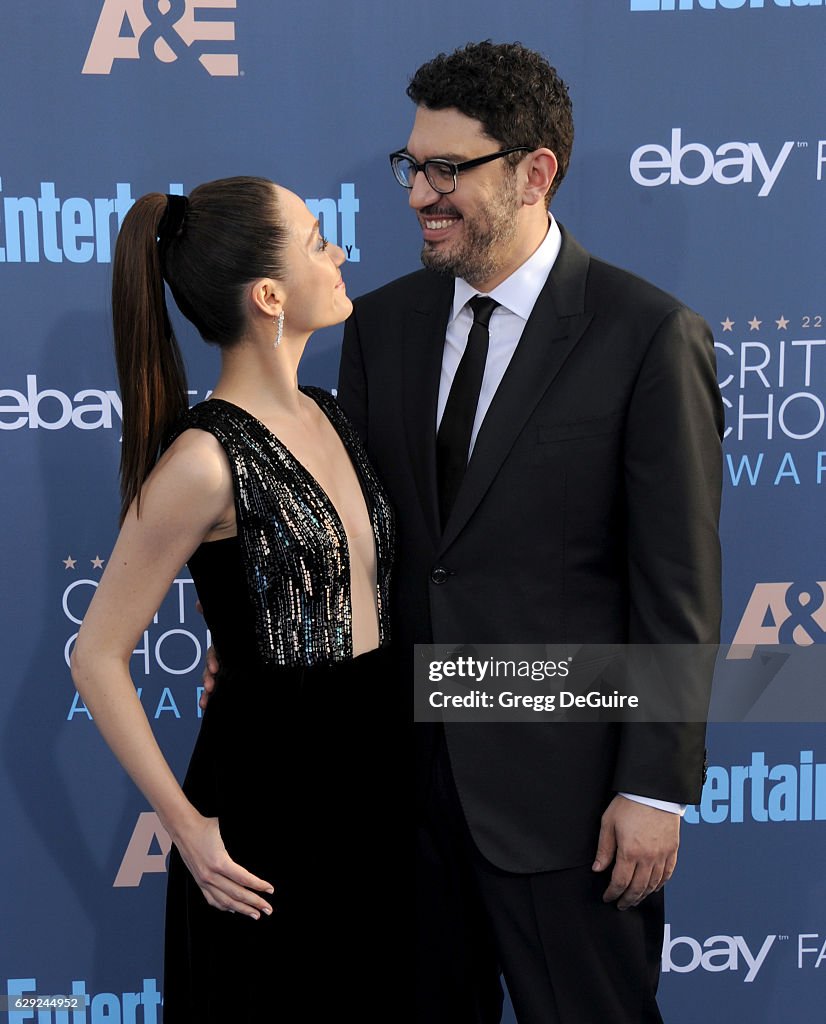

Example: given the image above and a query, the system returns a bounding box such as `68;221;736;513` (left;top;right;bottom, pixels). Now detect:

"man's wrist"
619;792;685;816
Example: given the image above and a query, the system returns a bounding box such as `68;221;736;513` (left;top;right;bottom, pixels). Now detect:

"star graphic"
748;316;762;331
721;317;734;332
91;556;105;570
776;316;789;330
63;556;77;570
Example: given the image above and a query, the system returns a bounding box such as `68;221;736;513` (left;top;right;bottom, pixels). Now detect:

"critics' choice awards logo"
62;552;210;722
631;0;823;10
629;131;826;196
83;0;239;76
715;312;826;486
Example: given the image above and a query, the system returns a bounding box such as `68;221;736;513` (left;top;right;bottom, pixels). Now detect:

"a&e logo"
730;581;826;658
83;0;239;77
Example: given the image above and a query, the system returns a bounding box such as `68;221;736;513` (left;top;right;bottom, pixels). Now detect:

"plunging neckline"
203;391;380;655
205;390;376;546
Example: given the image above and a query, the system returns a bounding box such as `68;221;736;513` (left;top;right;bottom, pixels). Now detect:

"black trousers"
416;726;665;1024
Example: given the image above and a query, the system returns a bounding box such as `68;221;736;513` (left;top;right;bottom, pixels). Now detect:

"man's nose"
408;170;441;209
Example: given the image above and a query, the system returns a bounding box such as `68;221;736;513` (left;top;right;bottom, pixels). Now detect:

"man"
336;41;722;1024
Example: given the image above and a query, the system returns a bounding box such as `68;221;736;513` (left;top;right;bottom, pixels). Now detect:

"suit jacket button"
430;566;450;585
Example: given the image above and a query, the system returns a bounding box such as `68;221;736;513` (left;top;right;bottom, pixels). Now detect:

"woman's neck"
210;329;310;418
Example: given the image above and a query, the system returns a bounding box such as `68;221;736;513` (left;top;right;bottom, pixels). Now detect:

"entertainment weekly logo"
4;977;162;1021
631;0;823;10
685;750;826;823
0;179;359;264
83;0;239;77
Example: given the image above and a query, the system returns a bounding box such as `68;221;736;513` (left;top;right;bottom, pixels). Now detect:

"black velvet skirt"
163;644;410;1022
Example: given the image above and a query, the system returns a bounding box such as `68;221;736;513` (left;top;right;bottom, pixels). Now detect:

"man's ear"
521;149;558;207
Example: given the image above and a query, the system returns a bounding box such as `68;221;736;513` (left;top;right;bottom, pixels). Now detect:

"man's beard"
419;185;520;287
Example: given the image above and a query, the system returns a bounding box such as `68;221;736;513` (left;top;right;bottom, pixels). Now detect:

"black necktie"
436;295;499;527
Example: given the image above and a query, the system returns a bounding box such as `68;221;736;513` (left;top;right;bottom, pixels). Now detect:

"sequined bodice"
168;386;394;667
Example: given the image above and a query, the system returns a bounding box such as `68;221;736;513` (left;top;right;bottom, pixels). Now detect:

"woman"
71;177;402;1021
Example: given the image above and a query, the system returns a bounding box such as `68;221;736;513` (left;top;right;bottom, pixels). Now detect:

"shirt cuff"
619;792;686;816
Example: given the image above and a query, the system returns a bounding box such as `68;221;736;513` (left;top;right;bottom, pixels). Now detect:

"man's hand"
200;645;219;711
196;601;220;712
592;794;680;910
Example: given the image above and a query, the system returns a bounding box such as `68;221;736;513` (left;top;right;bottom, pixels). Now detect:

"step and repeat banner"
2;2;824;1021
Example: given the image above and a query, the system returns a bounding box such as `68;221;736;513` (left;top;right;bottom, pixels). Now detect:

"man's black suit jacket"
338;226;723;874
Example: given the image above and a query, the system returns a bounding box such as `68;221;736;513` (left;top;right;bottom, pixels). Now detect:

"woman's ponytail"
112;194;188;525
111;177;289;523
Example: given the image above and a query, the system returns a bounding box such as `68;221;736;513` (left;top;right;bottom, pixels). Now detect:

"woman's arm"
71;429;274;919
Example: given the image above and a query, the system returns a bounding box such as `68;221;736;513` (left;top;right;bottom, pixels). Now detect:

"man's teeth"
424;219;456;229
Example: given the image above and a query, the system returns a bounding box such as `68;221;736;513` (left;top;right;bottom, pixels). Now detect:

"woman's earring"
273;310;284;349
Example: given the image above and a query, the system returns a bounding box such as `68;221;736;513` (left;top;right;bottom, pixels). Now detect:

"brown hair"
112;176;288;523
407;41;574;207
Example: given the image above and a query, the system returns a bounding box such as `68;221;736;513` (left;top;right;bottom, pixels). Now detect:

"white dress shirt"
437;215;684;818
437;216;562;453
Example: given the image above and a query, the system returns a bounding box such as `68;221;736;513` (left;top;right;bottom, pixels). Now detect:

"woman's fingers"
201;861;275;916
199;874;274;918
176;815;274;917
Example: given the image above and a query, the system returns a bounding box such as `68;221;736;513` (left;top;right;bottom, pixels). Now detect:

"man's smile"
419;206;462;240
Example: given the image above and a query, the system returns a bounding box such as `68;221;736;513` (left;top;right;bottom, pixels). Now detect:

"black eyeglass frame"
388;147;533;194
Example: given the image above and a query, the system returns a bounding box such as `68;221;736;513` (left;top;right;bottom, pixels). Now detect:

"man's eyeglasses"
389;147;532;195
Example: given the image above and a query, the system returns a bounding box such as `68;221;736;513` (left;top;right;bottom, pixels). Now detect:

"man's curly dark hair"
407;41;573;206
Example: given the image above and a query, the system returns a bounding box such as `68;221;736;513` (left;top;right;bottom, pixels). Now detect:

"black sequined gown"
161;389;405;1022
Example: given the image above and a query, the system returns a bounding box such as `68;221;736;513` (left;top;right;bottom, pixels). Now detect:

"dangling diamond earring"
273;310;284;348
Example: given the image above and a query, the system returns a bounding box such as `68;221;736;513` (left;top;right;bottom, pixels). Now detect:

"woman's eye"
318;235;329;251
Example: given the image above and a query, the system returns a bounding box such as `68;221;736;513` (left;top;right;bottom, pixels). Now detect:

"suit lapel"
439;228;594;552
401;274;453;543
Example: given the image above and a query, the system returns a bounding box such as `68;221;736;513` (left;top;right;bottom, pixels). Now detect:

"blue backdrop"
2;2;825;1020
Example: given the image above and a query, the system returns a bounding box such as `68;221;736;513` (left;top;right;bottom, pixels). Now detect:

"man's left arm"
337;308;369;441
595;305;723;908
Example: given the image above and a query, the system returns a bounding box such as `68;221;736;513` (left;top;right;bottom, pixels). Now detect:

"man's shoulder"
556;225;696;324
591;255;688;313
352;267;451;314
